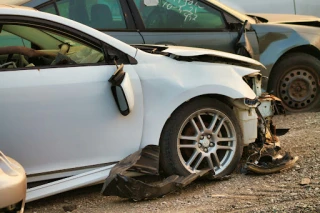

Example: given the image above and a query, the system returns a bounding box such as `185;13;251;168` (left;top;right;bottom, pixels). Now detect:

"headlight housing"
244;98;259;107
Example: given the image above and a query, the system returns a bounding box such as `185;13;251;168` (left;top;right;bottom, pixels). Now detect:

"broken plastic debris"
245;152;299;175
300;178;311;186
103;171;210;201
101;145;212;201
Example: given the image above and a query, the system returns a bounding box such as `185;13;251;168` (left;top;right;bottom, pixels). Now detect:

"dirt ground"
25;112;320;213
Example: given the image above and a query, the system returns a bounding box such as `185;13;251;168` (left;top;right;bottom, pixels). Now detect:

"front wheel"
269;53;320;112
160;98;243;178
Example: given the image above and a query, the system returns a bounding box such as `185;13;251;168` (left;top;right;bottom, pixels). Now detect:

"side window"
39;0;127;29
0;24;106;70
133;0;226;29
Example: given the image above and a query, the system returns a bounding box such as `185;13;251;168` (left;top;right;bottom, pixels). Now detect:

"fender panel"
139;83;256;149
134;52;258;149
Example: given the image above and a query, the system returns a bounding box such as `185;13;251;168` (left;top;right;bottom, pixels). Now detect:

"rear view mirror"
109;64;134;116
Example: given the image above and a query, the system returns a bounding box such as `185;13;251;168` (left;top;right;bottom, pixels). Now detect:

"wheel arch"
268;44;320;90
139;92;237;149
158;93;234;139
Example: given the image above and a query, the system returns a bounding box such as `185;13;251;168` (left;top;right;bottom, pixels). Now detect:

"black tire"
268;53;320;112
159;97;243;178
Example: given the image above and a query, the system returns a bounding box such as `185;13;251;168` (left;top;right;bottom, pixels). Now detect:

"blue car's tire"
269;53;320;112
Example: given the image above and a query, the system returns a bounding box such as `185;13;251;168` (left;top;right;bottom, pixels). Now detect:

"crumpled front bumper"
241;73;298;174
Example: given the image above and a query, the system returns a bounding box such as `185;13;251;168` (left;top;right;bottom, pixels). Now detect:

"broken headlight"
244;97;259;107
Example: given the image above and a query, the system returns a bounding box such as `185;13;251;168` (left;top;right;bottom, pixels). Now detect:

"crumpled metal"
245;152;299;175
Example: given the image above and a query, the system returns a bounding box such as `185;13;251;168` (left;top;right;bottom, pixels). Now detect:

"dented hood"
249;13;320;24
142;45;265;68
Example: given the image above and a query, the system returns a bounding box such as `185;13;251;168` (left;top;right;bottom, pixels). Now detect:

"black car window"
0;24;106;70
134;0;226;29
38;0;127;29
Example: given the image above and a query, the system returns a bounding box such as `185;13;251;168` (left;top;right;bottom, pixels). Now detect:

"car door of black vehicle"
130;0;235;53
34;0;144;44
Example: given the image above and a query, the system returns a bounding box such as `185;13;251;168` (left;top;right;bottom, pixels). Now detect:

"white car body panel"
218;0;320;18
0;65;144;176
248;13;320;24
26;164;115;202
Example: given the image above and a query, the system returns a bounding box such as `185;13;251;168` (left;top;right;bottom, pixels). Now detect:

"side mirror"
109;64;134;116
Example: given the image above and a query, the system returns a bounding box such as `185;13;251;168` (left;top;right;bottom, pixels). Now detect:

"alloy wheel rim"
177;109;237;175
280;69;317;109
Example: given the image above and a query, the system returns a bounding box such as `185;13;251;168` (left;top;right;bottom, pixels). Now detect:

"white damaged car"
0;5;284;202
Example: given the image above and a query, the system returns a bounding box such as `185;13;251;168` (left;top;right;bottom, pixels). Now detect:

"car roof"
0;6;137;58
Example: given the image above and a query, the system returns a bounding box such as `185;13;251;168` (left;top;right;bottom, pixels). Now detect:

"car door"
0;19;144;177
30;0;145;44
130;0;235;52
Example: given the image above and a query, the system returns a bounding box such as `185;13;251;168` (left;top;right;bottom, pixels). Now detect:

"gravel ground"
25;112;320;213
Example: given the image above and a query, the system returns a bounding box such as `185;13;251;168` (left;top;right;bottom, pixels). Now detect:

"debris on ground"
101;145;213;201
242;108;298;175
62;204;77;212
245;152;299;174
300;178;311;186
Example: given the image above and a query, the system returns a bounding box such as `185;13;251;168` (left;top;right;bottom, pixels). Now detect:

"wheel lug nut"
198;144;202;148
207;135;211;139
210;143;214;147
204;148;208;153
200;136;204;140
